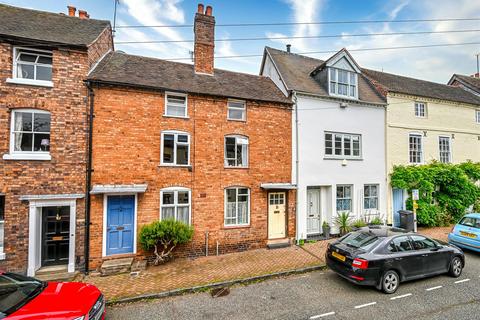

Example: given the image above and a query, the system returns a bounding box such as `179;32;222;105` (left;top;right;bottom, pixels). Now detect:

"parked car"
0;272;105;319
326;226;464;294
448;213;480;252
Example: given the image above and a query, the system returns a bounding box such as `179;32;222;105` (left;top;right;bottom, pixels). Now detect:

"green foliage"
352;219;367;228
391;161;480;227
139;219;194;264
322;220;330;228
335;211;352;235
369;217;383;225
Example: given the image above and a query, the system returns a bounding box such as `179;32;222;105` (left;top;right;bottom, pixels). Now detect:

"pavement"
106;250;480;320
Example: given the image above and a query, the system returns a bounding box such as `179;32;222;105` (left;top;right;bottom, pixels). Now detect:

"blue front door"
106;195;135;256
392;188;405;227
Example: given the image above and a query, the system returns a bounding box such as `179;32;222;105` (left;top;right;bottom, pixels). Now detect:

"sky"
2;0;480;83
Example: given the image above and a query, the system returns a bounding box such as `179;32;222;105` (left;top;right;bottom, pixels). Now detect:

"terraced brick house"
85;5;293;271
0;4;113;276
364;69;480;226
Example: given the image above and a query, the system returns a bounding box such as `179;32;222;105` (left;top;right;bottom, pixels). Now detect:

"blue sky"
2;0;479;82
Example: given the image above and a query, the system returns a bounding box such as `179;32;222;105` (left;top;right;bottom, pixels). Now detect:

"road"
107;251;480;320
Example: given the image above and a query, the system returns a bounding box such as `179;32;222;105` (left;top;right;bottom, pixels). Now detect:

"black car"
326;226;464;293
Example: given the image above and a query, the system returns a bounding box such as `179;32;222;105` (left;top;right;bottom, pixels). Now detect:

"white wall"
295;94;387;238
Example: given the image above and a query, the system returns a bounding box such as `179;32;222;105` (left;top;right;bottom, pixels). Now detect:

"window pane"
228;108;244;120
14;132;32;151
18;53;37;62
162;192;174;205
0;196;4;221
17;64;34;79
350;85;356;97
176;144;188;165
352;136;360;156
238;200;248;224
343;135;351;156
226;189;237;203
34;113;51;132
177;206;189;224
178;191;189;204
391;236;412;252
177;135;188;143
36;66;52;81
37;56;52;65
350;73;356;85
330;68;336;81
14;112;32;131
33;133;50;152
330;82;336;94
167;96;186;104
161;207;175;220
166;105;186;117
334;135;342;155
163;134;174;163
411;235;436;250
225;137;236;165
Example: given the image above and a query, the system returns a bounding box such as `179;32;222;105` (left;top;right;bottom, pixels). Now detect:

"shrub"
352;219;367;228
369;217;382;225
139;219;194;265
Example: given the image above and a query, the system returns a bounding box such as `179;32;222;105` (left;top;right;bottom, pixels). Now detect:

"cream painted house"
364;69;480;225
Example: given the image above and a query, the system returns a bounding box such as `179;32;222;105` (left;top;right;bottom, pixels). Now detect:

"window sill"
227;118;247;122
158;164;192;168
3;153;51;161
224;166;249;169
223;224;250;230
6;78;53;88
163;115;189;120
323;156;363;161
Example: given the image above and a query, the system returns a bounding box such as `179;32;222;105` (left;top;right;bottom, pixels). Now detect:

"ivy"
391;161;480;226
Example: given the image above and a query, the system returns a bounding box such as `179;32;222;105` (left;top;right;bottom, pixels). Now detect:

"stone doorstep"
266;238;291;249
101;257;134;276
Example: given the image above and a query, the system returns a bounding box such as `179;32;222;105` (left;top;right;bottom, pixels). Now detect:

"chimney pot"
286;44;291;53
197;4;204;14
67;5;76;17
79;10;89;19
205;5;213;16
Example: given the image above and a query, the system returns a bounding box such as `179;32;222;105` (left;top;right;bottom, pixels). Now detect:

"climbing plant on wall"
391;161;480;227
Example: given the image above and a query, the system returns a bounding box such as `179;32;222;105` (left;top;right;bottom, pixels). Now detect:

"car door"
385;236;425;279
410;235;450;274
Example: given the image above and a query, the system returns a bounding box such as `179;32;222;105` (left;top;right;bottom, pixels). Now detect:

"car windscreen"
339;232;381;251
459;217;480;229
0;273;45;317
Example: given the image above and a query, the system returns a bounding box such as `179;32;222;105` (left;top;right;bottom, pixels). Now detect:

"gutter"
293;91;300;243
84;81;95;274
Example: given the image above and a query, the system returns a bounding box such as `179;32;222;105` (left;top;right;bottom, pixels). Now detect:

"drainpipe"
84;82;95;274
293;91;300;244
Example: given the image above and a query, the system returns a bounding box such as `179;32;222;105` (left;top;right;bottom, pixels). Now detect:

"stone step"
36;271;79;282
100;257;134;276
267;238;291;249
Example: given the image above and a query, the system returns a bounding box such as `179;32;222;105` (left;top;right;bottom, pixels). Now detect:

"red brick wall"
89;86;293;269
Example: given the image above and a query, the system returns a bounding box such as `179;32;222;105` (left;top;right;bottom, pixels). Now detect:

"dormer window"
329;68;357;98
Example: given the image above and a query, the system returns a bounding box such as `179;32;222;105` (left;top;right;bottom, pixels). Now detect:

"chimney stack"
79;10;90;19
286;44;291;53
194;3;215;75
67;5;76;17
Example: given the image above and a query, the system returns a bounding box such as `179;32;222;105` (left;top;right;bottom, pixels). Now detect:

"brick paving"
83;226;451;301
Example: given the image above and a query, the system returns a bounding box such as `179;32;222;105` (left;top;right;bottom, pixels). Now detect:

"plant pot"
322;226;330;239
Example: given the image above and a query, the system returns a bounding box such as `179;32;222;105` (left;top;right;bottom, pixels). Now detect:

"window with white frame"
439;136;451;163
225;135;249;167
329;68;357;98
409;134;423;164
414;102;426;117
336;185;352;212
227;100;246;121
364;184;379;210
13;48;52;82
225;187;249;226
476;110;480;124
325;132;361;158
165;93;187;118
161;131;190;165
0;195;4;256
160;188;191;224
10;110;51;154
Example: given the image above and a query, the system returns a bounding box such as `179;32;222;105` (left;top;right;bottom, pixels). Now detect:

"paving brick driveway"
83;226;451;301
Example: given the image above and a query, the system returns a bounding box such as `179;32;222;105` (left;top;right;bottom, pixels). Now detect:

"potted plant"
322;221;330;239
368;217;383;226
352;219;367;230
334;211;352;236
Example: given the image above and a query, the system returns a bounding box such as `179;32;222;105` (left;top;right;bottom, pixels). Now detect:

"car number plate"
332;251;346;262
460;231;477;238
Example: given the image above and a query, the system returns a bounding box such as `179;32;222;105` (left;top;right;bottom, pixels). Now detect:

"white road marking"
426;286;443;291
390;293;412;300
354;302;377;309
309;312;335;319
454;278;470;284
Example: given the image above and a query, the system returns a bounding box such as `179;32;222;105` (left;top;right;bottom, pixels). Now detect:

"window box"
164;93;188;118
227;100;246;121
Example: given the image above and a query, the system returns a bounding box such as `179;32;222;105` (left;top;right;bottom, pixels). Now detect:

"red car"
0;272;105;320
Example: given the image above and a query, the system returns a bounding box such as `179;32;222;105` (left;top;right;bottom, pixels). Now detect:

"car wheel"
449;256;463;278
381;270;399;294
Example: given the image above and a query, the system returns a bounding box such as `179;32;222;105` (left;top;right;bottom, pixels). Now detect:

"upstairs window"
325;132;361;158
13;48;52;82
165;93;188;118
161;131;190;166
225;135;249;167
160;188;191;225
11;110;51;154
438;136;451;163
414;102;426;118
409;134;423;164
476;110;480;124
329;68;357;98
227;100;246;121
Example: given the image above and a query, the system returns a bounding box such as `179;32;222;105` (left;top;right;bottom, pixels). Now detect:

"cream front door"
307;188;321;234
268;192;286;239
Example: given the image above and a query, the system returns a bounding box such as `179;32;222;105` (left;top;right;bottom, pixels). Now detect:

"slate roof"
363;69;480;106
263;47;386;105
0;3;110;48
449;74;480;93
87;51;292;104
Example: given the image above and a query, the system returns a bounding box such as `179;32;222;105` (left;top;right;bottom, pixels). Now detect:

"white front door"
268;192;286;239
307;188;321;234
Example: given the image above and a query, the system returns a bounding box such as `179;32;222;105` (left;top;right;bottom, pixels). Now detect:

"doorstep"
36;265;80;282
267;238;291;249
100;257;134;276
